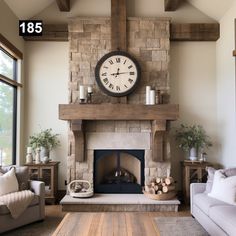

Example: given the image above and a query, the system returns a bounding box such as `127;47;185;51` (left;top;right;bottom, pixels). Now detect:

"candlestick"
27;147;32;154
79;85;85;103
146;86;151;105
87;86;93;94
150;90;155;105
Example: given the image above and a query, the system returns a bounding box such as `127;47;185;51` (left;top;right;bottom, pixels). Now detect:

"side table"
181;161;213;204
25;161;60;204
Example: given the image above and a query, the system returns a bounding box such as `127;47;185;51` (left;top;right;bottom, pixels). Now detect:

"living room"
0;0;236;235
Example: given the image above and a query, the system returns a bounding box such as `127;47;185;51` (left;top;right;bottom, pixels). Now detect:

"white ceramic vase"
189;147;198;161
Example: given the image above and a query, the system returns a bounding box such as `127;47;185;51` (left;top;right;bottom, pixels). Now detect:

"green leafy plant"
29;128;60;151
175;124;212;152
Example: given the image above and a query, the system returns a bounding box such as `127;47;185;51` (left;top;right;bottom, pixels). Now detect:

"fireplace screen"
94;150;144;193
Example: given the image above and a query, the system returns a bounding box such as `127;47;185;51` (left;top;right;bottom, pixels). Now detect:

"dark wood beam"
56;0;70;12
111;0;126;51
165;0;181;11
233;50;236;57
170;23;220;41
22;23;220;42
24;24;68;41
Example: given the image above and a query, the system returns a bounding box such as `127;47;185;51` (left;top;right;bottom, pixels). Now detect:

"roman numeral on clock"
103;78;109;85
116;58;121;63
109;60;114;65
128;65;133;69
109;83;114;89
102;72;107;76
128;78;134;84
116;86;121;91
130;72;135;75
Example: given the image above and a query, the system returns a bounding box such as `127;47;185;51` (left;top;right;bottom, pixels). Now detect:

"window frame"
0;34;23;166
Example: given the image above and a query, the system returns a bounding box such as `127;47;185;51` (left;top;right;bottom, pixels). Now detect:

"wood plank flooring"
53;211;191;236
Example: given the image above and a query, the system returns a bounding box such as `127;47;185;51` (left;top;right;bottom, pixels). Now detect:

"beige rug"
155;217;209;236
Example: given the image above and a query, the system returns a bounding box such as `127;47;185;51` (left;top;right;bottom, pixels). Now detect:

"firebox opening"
94;150;144;193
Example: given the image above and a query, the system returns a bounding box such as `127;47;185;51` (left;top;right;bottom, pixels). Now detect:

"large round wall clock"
95;51;141;97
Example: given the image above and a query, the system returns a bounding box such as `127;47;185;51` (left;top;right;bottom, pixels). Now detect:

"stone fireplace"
60;17;178;191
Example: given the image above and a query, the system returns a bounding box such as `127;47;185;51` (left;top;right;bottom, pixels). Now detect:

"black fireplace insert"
94;150;144;193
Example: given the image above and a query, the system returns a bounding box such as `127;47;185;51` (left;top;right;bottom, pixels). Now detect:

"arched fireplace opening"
94;150;144;193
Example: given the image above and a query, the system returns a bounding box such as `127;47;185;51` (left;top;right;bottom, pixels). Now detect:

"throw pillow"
208;170;236;205
205;167;236;193
0;168;19;196
0;166;29;190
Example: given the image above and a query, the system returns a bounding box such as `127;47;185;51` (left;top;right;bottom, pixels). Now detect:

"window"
0;34;22;166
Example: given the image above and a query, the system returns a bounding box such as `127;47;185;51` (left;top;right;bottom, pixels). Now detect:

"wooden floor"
53;210;191;236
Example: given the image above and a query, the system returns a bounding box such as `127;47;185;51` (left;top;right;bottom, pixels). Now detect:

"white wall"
25;42;68;189
170;42;218;188
216;1;236;167
0;1;25;164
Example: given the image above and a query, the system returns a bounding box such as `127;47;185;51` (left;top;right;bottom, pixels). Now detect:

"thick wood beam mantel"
59;104;179;121
170;23;220;41
233;50;236;57
56;0;70;12
165;0;181;11
23;23;219;42
111;0;126;51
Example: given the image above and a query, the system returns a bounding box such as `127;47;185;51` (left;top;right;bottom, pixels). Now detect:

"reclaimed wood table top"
53;211;190;236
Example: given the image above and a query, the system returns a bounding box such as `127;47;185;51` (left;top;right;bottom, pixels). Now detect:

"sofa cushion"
0;168;19;196
0;194;39;215
205;167;236;193
208;170;236;205
209;205;236;236
0;166;29;191
194;193;229;216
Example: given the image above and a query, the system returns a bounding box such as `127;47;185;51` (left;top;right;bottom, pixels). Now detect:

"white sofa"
191;183;236;236
0;166;45;234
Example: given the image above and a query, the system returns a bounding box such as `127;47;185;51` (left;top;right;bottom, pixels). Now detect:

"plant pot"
189;147;198;161
40;147;50;159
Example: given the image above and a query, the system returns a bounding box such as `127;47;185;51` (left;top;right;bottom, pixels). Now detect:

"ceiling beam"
56;0;70;12
170;23;220;41
165;0;181;11
22;23;220;42
111;0;127;51
23;24;68;41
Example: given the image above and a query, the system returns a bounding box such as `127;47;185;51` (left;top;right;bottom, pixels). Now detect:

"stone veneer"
68;17;171;187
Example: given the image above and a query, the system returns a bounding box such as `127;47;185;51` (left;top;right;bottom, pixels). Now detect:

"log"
165;177;174;185
157;190;163;195
156;177;161;184
154;185;159;192
162;185;175;193
162;183;167;187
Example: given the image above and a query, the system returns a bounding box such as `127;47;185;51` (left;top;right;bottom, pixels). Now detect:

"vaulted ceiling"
3;0;235;21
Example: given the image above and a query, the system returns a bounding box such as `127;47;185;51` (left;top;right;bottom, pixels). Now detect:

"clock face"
95;51;141;97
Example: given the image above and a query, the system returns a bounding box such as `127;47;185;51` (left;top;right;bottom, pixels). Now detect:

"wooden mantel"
59;104;178;121
59;104;179;162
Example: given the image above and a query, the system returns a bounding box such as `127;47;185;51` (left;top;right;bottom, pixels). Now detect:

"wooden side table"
181;161;213;204
25;161;60;204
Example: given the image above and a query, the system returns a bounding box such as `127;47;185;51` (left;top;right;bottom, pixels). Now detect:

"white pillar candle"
146;86;151;105
27;147;32;154
87;86;93;93
150;90;156;105
79;85;85;99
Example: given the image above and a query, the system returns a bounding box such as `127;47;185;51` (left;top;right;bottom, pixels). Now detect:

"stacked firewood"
144;177;175;195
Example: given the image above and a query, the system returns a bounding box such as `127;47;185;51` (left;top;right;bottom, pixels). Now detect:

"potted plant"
29;129;60;162
175;124;212;161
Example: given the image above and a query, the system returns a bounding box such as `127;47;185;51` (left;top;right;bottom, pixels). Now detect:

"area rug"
154;217;209;236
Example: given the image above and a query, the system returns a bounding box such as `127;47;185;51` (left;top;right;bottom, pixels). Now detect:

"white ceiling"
4;0;54;20
3;0;235;21
187;0;234;21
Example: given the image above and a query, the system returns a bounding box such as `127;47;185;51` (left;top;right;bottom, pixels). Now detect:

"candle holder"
87;92;93;104
79;98;86;104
